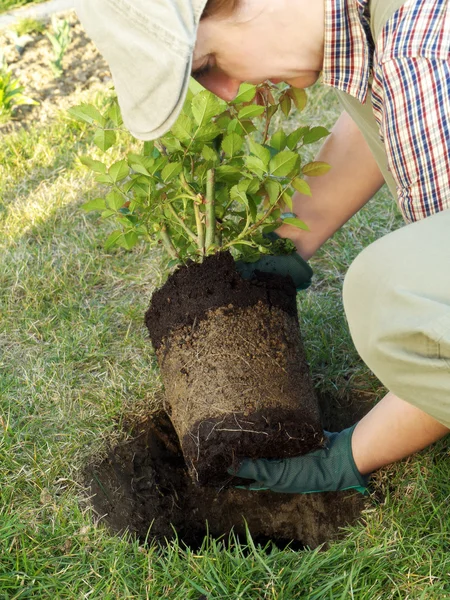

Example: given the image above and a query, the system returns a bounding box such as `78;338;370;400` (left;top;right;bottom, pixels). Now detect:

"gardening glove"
235;226;313;291
228;425;369;494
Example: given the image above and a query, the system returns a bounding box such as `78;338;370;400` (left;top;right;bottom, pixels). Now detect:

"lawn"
1;67;450;598
0;0;47;14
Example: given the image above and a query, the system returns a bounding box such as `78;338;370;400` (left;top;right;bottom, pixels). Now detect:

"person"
75;0;450;493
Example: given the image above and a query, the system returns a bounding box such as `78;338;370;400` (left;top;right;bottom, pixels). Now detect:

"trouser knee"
342;214;450;426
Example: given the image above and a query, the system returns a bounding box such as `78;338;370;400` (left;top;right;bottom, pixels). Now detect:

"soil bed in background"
86;388;373;550
145;252;324;486
0;12;110;132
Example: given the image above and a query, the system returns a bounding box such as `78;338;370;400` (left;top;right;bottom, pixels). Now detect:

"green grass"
0;0;46;14
1;84;450;599
10;16;46;35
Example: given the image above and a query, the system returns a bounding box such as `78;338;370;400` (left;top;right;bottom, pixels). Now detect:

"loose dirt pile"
87;389;372;550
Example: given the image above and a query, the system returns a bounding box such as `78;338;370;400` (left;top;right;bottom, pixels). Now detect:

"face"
192;0;322;101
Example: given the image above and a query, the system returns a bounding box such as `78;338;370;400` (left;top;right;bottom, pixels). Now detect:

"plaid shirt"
323;0;450;223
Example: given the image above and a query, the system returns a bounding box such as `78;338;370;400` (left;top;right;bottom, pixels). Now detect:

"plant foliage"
46;15;71;78
70;82;330;264
0;55;38;124
11;16;45;36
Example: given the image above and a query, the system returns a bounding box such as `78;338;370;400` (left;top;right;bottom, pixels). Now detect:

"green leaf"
191;90;224;126
128;154;153;176
195;123;220;142
161;162;182;182
249;140;271;167
303;126;330;145
281;217;309;231
101;209;116;219
264;180;282;204
302;161;331;177
11;95;38;107
227;118;257;135
247;195;257;221
280;94;292;117
129;176;152;197
149;156;169;176
282;191;293;211
171;114;193;143
221;133;243;157
231;83;257;104
104;230;123;250
288;87;307;111
215;165;242;183
94;173;113;185
244;155;267;178
269;151;299;177
106;190;124;211
270;130;287;151
81;198;106;211
230;185;248;206
79;156;106;174
201;145;218;162
237;105;265;119
120;231;139;250
68;104;106;127
109;160;129;183
93;129;116;152
215;111;231;130
238;178;260;195
292;178;312;196
286;127;308;150
143;140;155;155
106;102;123;126
163;135;182;152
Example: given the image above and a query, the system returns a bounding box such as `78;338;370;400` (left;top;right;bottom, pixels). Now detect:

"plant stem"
167;204;197;243
221;178;295;251
204;169;216;251
194;201;205;256
159;226;178;259
180;173;196;197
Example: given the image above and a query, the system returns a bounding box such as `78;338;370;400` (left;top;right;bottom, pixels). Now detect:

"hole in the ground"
85;389;374;551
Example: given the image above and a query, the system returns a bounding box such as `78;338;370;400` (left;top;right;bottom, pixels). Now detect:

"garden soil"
145;252;324;485
0;11;110;133
86;389;372;550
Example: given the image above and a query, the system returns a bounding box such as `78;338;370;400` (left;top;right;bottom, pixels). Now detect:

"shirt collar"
322;0;373;103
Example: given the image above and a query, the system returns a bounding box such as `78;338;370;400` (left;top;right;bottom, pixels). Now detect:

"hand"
235;230;313;291
228;425;369;494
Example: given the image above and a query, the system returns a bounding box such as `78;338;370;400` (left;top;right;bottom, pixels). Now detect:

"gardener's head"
76;0;323;140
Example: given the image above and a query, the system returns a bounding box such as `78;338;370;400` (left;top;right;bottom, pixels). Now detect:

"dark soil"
145;252;324;485
86;389;373;550
145;251;297;352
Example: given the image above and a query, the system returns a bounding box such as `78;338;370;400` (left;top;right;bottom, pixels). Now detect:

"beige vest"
333;0;407;199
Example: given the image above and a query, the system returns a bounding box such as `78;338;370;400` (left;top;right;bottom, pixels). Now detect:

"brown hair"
201;0;240;19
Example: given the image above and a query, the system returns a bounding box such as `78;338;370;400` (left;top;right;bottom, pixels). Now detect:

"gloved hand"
228;425;369;494
235;229;313;291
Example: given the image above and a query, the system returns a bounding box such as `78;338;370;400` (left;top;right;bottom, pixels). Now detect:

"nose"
194;69;241;102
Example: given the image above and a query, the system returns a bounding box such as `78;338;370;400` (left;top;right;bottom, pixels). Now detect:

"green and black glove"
235;228;313;291
228;425;369;494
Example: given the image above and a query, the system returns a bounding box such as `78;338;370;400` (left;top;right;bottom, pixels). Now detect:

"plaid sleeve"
381;57;450;223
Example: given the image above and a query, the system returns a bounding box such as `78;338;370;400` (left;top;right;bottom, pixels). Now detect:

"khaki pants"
343;209;450;427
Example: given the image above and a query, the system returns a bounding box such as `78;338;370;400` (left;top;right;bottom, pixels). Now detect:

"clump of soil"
86;393;371;550
145;252;324;485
